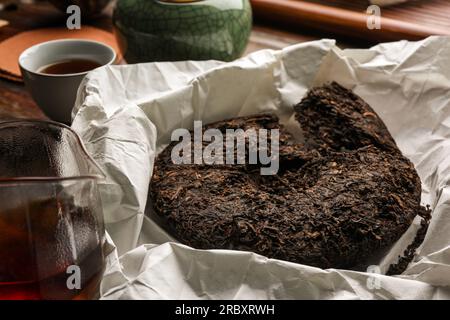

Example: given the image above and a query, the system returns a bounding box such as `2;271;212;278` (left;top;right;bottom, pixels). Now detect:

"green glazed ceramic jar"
113;0;252;63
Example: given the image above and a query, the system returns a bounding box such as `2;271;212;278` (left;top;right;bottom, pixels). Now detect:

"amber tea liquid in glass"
0;193;105;300
0;120;106;300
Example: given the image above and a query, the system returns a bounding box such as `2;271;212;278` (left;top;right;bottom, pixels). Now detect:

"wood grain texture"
251;0;450;42
0;83;46;120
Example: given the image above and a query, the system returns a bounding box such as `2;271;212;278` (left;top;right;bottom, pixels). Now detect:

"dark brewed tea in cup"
38;59;102;75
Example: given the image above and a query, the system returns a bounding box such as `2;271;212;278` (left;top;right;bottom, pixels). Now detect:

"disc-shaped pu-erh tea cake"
150;82;425;270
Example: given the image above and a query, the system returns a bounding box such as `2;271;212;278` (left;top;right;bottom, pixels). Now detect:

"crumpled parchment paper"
72;36;450;299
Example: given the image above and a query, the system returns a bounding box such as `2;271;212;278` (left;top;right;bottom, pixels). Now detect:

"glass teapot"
0;120;106;300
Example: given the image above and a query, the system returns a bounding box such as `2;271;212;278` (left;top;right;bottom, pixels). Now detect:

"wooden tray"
251;0;450;43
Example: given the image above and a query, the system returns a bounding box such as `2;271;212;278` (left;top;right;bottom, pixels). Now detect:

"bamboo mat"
251;0;450;43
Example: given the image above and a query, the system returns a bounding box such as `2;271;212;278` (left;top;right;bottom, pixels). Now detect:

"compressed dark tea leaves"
150;82;425;270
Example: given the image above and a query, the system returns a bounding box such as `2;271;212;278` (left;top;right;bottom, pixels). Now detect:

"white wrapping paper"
72;36;450;300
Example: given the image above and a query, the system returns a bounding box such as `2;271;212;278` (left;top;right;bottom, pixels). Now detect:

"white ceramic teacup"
19;39;116;124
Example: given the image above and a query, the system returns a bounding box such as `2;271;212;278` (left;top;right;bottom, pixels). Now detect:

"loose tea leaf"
150;82;426;270
386;206;431;276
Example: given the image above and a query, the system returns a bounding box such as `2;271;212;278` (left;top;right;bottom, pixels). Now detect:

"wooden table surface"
0;1;352;121
251;0;450;43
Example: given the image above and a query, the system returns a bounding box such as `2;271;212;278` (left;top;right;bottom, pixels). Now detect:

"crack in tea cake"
150;82;424;269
